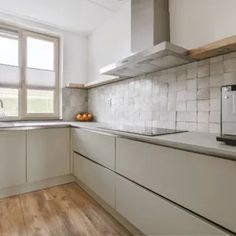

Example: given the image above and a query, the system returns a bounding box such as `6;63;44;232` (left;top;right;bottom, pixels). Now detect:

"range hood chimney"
100;0;194;78
131;0;170;53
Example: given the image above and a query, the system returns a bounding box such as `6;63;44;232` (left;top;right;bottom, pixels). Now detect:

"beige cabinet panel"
27;128;70;182
74;153;115;208
116;175;228;235
72;128;115;170
0;131;26;189
116;137;236;233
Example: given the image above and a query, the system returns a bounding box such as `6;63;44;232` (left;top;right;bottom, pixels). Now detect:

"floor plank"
0;183;132;236
0;196;26;236
62;183;131;236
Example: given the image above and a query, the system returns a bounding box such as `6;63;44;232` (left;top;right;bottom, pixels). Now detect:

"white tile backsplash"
176;101;186;111
210;61;224;75
209;123;220;134
197;88;210;100
224;71;236;85
198;100;210;111
198;77;209;89
210;111;221;123
197;122;209;132
198;64;210;78
187;62;198;79
187;79;197;90
62;88;87;120
86;52;236;134
176;69;186;81
224;58;236;72
197;112;209;123
210;74;224;87
187;100;197;111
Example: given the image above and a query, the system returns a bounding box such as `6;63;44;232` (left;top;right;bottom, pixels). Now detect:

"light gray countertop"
0;121;71;130
0;120;235;161
70;122;236;161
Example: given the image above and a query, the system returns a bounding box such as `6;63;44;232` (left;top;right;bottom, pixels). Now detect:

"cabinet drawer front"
116;175;227;235
74;153;115;208
72;128;115;170
27;128;70;182
116;176;227;235
116;137;236;233
0;131;26;189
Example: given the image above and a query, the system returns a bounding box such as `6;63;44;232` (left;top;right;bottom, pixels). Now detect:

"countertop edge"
0;122;235;161
69;124;236;161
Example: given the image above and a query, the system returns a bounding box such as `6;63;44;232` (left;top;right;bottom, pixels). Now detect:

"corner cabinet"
0;130;26;189
72;128;232;235
27;128;70;182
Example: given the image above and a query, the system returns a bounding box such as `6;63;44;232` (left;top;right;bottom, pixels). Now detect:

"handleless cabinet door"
74;153;115;208
0;131;26;189
116;175;228;235
72;128;115;170
116;137;236;233
27;128;70;182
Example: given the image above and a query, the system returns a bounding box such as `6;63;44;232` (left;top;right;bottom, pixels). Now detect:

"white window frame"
0;25;21;121
0;24;60;120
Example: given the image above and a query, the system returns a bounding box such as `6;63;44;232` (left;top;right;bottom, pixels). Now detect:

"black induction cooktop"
98;124;186;136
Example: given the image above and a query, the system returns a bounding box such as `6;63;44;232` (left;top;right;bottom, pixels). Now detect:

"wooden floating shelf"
65;83;85;89
65;77;124;89
188;35;236;60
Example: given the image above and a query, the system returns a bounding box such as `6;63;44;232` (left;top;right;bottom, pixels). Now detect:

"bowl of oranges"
75;112;93;122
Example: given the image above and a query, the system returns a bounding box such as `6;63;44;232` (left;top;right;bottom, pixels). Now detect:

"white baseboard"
0;174;75;199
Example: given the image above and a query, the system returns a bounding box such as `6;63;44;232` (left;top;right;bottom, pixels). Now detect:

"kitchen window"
0;26;59;120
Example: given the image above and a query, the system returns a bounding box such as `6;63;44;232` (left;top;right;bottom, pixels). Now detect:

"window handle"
0;99;4;109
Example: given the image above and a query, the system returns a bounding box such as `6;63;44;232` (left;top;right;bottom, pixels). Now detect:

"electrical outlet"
107;98;112;107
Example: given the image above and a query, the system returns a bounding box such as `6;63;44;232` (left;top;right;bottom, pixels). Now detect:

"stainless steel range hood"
100;0;194;78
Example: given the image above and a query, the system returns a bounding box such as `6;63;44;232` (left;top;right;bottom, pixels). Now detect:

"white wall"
169;0;236;49
0;11;88;86
63;32;88;85
88;1;131;82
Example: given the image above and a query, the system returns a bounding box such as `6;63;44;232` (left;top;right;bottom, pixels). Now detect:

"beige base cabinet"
27;128;70;182
0;131;26;189
72;128;115;170
116;137;236;233
116;175;228;235
73;153;115;208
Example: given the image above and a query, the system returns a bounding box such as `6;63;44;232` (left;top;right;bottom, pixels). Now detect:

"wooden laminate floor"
0;183;132;236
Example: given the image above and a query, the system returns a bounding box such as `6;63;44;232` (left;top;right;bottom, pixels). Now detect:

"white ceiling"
88;0;127;11
0;0;128;35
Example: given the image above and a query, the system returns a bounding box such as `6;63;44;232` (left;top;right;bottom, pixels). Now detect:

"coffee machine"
217;85;236;145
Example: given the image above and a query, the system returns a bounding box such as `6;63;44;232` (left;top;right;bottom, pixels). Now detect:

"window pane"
27;37;54;70
0;64;20;87
0;88;18;117
0;33;18;66
27;90;54;114
26;68;56;88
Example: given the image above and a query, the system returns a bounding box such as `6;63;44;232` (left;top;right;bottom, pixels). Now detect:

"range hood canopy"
131;0;170;53
100;0;195;78
100;41;194;78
